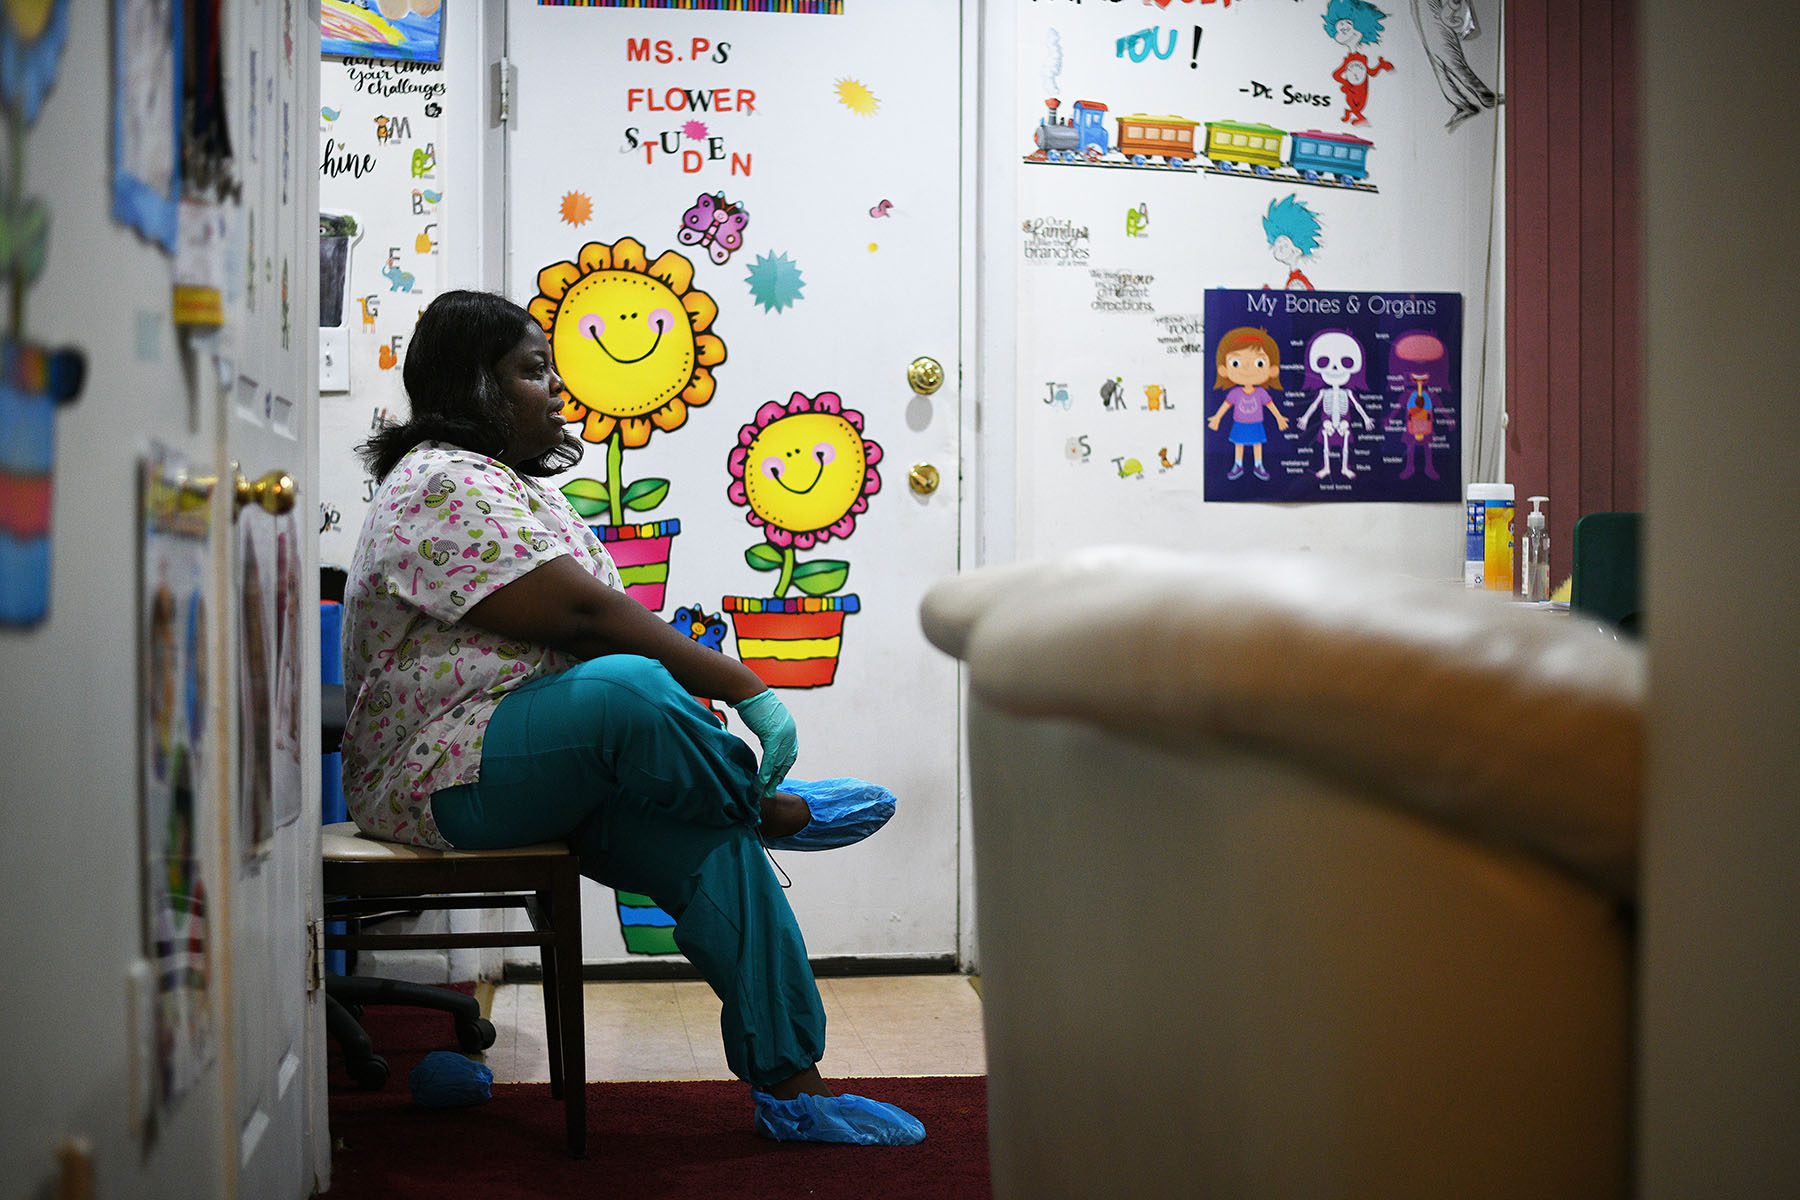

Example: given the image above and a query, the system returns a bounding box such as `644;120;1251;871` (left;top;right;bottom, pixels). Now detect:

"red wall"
1506;0;1642;587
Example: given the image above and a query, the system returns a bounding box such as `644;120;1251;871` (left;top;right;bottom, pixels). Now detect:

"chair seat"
320;820;569;862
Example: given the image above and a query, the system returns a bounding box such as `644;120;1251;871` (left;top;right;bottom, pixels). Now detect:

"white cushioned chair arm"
921;545;1645;898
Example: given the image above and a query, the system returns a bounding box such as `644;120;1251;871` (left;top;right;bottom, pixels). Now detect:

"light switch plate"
320;326;349;392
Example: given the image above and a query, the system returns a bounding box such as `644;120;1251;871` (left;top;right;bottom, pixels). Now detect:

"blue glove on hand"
732;689;797;797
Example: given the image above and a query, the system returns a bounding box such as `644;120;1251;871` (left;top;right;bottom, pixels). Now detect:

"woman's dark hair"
357;290;583;481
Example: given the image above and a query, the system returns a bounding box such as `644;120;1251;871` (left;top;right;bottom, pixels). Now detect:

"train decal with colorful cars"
1027;98;1376;193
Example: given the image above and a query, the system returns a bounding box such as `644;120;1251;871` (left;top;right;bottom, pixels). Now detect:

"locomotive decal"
1026;98;1378;194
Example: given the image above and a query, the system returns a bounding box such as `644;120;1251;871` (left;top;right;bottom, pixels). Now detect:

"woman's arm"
462;555;769;705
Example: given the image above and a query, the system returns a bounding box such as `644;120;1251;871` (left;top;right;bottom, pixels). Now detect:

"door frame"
488;0;981;968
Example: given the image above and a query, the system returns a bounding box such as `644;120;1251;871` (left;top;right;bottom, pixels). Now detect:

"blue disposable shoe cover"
409;1051;494;1108
762;777;896;852
752;1089;927;1146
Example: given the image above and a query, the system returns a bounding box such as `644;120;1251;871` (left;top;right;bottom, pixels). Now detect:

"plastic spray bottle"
1522;496;1550;602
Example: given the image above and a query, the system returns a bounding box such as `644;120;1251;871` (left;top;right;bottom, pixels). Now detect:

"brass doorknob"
233;466;298;518
907;356;944;395
908;463;940;496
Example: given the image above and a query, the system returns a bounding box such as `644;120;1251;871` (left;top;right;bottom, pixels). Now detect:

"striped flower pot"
0;339;85;628
592;518;681;612
723;594;861;688
615;889;679;955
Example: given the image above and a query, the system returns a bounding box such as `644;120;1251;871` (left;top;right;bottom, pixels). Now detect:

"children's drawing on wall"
1296;329;1374;478
1411;0;1497;130
1204;287;1463;501
1066;435;1092;464
236;520;275;856
1158;444;1185;473
678;191;749;266
1324;0;1396;126
833;77;879;117
1126;202;1150;238
535;236;724;610
113;0;181;250
1144;383;1173;410
1112;454;1145;479
270;517;304;829
0;0;88;629
745;250;804;312
1264;193;1321;290
321;0;444;64
1207;327;1290;483
724;390;882;689
139;458;215;1120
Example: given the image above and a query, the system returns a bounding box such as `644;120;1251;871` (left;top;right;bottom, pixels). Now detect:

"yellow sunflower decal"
527;236;725;450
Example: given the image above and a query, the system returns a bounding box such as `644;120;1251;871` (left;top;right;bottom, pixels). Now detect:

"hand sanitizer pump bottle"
1522;496;1551;602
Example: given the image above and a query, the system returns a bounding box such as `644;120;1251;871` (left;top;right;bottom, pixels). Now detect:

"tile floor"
481;974;987;1084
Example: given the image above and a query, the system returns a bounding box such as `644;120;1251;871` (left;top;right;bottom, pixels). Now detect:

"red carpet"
327;987;992;1199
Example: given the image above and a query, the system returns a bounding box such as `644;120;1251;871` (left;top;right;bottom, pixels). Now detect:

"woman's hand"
732;689;798;797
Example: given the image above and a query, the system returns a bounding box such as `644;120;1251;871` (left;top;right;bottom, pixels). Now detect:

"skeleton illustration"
1411;0;1498;130
1296;329;1374;479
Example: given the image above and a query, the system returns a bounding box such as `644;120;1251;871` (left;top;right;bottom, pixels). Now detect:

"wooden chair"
321;823;588;1157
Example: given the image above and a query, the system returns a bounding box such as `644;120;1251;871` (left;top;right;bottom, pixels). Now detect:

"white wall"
991;0;1505;580
1637;2;1800;1193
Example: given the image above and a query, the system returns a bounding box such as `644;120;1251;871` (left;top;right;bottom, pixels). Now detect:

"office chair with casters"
319;682;588;1155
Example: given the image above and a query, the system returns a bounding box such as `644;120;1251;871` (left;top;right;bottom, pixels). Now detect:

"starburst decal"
745;252;805;313
683;119;709;141
834;78;878;116
559;191;593;226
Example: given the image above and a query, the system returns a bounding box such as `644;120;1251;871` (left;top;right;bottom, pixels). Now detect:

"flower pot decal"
724;391;882;688
531;236;725;612
0;0;86;629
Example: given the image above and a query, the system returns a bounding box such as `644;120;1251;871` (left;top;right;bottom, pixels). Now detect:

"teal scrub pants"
430;654;826;1089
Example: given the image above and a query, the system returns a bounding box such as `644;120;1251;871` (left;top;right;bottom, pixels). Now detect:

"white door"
502;0;964;961
225;3;324;1195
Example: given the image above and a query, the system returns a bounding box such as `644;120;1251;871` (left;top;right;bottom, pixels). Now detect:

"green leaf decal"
561;477;610;519
792;560;849;596
744;543;784;571
622;477;670;512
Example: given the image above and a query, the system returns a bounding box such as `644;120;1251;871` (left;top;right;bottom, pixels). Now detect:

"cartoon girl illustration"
1208;327;1290;481
1325;0;1396;126
1262;194;1321;291
1296;329;1374;479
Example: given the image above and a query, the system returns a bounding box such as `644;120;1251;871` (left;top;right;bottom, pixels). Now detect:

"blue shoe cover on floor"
762;777;896;852
409;1051;493;1108
752;1089;927;1145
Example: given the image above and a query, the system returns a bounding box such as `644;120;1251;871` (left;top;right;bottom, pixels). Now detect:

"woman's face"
495;323;568;464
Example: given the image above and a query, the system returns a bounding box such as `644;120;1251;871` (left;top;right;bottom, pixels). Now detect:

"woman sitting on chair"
339;290;920;1146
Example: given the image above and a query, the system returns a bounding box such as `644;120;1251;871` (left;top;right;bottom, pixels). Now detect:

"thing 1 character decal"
1325;0;1396;126
1208;328;1289;482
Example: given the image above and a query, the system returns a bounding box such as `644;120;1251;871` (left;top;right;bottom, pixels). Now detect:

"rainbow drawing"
321;0;443;63
536;0;842;12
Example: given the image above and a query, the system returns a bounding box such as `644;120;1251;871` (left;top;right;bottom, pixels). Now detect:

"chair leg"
534;891;564;1101
551;861;587;1158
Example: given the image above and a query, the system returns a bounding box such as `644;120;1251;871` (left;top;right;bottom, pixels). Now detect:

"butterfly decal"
677;192;750;266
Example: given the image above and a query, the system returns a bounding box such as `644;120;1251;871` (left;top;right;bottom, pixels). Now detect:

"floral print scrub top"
340;442;622;848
